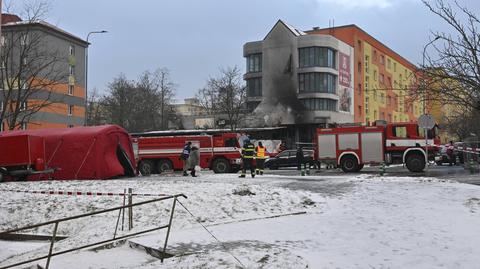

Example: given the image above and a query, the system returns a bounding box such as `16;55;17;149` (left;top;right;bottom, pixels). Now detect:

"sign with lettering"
339;52;351;87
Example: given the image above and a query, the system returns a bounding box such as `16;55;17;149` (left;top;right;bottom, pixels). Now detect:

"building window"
69;66;75;76
298;47;336;69
381;93;385;103
380;55;385;65
246;78;262;97
357;40;362;49
357;62;361;73
69;45;75;56
373;70;377;81
380;112;385;120
365;55;369;73
68;85;74;95
0;36;5;47
387;58;391;69
298;72;336;93
21;122;27;130
380;74;384;84
20;34;29;46
300;98;337;111
20;101;27;111
246;53;262;73
68;105;74;116
358;105;362;116
373;50;377;61
393;62;397;72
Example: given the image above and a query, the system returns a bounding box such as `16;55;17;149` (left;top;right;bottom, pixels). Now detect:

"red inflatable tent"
0;125;136;180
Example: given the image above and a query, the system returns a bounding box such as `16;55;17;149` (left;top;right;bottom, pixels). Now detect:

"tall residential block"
0;14;88;131
308;24;423;124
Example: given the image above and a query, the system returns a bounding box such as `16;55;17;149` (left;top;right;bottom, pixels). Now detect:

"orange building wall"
308;25;420;124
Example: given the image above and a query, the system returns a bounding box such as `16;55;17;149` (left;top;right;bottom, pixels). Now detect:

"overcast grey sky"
8;0;480;102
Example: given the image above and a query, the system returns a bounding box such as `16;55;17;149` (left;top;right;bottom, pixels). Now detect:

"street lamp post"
85;30;107;126
421;36;440;171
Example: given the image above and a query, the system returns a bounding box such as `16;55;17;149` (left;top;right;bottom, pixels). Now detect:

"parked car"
264;149;319;170
435;143;464;165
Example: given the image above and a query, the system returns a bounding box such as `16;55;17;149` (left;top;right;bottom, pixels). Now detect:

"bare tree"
416;0;480;113
85;87;105;126
0;1;66;130
152;68;176;130
196;66;247;130
101;69;177;132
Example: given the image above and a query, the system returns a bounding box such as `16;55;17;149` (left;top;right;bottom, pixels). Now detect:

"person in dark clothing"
446;140;455;166
239;139;255;178
181;141;192;176
296;146;304;171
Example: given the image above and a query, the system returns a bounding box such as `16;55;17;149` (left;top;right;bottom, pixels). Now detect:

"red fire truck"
134;132;242;175
316;121;440;173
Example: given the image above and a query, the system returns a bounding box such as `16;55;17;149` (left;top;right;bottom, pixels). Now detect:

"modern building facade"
243;20;355;142
309;24;423;124
0;14;88;131
244;21;423;143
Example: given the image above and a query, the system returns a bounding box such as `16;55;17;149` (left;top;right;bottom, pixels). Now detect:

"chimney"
1;14;22;25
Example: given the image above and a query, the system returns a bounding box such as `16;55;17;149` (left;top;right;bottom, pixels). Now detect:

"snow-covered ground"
1;172;480;268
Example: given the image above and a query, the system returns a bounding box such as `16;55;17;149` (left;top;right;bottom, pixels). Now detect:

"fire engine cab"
134;132;242;175
316;121;439;173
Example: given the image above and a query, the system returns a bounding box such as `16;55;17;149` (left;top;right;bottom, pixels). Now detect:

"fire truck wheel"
406;154;425;172
340;155;359;173
138;160;154;176
157;160;173;173
212;158;230;173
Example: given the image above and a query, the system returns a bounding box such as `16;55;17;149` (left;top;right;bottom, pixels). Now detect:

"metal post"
122;188;126;231
425;128;429;172
45;222;59;269
128;188;133;230
84;30;107;126
161;197;177;262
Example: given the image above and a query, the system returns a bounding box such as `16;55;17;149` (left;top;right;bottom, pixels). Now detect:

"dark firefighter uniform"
255;143;267;175
239;140;255;178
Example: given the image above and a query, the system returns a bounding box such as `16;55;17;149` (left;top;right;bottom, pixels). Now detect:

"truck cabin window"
225;138;238;148
392;126;407;138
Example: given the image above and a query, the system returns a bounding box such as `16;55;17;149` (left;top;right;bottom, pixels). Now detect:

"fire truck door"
318;134;336;159
361;132;383;163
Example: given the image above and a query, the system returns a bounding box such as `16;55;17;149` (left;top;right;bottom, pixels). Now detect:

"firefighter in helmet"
239;138;255;178
255;141;268;175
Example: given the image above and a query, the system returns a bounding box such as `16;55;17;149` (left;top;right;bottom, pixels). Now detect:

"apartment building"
0;14;88;131
243;20;355;142
309;24;423;124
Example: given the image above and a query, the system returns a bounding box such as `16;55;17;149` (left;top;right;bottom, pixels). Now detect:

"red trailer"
0;135;55;181
316;121;440;172
135;133;242;175
0;125;136;181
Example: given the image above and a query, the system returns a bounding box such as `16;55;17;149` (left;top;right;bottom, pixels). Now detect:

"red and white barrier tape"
1;189;170;197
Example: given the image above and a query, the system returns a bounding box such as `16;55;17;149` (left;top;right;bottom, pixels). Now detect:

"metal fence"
0;193;187;269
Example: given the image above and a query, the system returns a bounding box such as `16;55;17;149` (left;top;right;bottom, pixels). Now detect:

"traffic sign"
418;114;435;129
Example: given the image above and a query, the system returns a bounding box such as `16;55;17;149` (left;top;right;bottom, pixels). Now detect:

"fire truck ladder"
0;194;187;269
